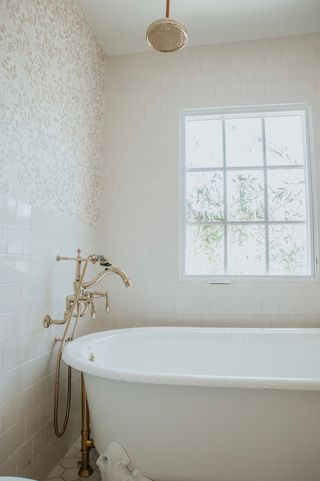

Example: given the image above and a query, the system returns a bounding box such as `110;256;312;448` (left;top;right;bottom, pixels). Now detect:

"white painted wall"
100;33;320;328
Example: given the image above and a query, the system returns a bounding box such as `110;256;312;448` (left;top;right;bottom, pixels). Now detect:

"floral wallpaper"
0;0;107;225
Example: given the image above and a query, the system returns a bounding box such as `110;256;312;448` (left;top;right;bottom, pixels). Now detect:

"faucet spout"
82;266;131;290
82;271;109;290
107;266;131;287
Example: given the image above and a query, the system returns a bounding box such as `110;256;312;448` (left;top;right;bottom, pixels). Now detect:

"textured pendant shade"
146;0;188;53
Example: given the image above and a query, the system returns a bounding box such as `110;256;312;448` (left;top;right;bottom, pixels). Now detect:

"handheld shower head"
99;258;112;267
91;255;112;267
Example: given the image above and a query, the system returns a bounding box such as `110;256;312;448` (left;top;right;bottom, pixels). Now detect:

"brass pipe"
166;0;170;18
79;373;94;477
54;255;93;438
43;315;65;328
47;250;129;474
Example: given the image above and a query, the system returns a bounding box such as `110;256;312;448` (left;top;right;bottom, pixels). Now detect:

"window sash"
182;106;315;278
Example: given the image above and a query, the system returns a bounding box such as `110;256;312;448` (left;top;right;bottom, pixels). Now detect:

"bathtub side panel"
85;374;320;481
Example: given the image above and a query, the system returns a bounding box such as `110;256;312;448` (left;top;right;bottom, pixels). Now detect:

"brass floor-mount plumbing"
43;249;130;477
79;373;94;477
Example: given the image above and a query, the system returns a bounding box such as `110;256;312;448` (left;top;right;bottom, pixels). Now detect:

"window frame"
180;104;317;282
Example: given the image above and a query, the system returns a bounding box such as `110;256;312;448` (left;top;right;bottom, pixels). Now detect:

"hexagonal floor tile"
45;438;101;481
62;467;80;481
48;465;64;479
61;457;79;469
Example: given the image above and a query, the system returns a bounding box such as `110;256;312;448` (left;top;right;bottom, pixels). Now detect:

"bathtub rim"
62;326;320;391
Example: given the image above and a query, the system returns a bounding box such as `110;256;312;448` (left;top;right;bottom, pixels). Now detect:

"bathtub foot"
97;441;153;481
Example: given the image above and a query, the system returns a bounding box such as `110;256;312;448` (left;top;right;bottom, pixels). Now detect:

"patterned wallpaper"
0;0;107;225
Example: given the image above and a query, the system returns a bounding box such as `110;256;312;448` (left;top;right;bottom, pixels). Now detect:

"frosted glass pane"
227;225;265;275
225;118;263;166
265;116;304;166
268;169;306;221
269;224;308;275
227;170;265;221
185;119;223;168
186;172;224;223
185;225;224;275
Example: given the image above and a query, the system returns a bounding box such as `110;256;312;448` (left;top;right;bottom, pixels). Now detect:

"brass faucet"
82;266;131;290
43;249;131;477
43;249;130;328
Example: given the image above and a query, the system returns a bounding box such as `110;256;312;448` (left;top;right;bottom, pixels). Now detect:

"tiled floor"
47;439;101;481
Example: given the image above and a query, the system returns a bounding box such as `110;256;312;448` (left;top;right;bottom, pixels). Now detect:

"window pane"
227;170;265;221
225;118;263;166
183;109;312;278
185;119;223;168
265;116;304;166
269;224;309;275
227;225;265;275
186;172;224;223
268;169;306;221
185;225;224;275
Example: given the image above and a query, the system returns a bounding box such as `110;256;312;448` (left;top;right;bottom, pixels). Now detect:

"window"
181;106;314;278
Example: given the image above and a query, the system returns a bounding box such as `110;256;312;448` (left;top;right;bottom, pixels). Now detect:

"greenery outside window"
181;105;314;278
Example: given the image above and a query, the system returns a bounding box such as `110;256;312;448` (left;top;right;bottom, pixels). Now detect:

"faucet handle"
105;292;110;314
90;299;96;321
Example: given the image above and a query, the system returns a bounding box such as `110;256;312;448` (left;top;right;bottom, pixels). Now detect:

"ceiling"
79;0;320;56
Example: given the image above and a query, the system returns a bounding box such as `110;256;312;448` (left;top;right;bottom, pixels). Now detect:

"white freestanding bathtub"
63;327;320;481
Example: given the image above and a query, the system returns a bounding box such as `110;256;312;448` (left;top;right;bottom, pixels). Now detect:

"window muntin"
182;107;314;277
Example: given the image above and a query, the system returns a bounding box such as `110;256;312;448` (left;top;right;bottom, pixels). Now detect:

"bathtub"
63;327;320;481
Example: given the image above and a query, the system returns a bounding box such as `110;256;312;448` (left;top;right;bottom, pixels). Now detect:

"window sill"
180;275;318;285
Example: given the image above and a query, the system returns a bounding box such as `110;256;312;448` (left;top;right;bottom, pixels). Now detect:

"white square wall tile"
0;397;18;434
0;196;98;477
0;371;12;404
2;339;22;371
0;284;21;314
0;225;6;254
101;33;320;331
16;439;33;474
31;207;45;231
0;255;16;283
6;226;24;254
0;197;17;225
17;202;32;227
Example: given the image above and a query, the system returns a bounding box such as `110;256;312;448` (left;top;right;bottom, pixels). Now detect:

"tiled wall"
0;196;101;479
1;10;320;481
0;0;107;478
101;33;320;328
